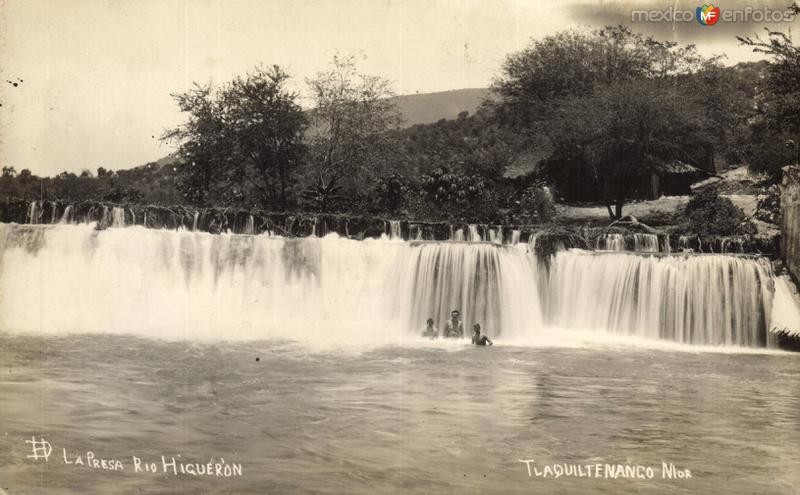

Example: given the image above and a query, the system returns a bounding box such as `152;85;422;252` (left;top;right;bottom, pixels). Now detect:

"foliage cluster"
684;188;756;236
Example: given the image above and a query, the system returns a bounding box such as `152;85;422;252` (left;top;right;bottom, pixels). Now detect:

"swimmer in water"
422;318;438;339
443;310;464;339
471;323;493;346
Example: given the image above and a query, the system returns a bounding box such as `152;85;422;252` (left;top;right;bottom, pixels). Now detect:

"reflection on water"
0;335;798;494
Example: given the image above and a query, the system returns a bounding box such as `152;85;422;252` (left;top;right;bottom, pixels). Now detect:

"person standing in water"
471;323;493;346
443;310;464;339
422;318;438;339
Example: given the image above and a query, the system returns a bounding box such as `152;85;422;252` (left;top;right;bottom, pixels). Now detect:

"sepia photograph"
1;0;800;493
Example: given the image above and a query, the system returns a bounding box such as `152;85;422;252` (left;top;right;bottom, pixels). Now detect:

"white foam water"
0;223;786;349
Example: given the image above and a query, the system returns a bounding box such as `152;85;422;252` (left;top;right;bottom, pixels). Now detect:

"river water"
1;335;798;494
1;223;798;493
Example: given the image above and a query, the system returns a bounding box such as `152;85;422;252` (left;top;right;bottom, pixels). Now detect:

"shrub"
684;188;756;235
418;167;500;222
511;183;557;224
372;174;410;214
754;184;781;225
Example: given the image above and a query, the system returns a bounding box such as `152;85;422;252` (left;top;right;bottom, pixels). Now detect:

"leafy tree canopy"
163;65;307;209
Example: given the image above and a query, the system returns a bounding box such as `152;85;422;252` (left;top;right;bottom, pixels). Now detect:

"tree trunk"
614;179;627;219
614;197;624;220
605;201;615;220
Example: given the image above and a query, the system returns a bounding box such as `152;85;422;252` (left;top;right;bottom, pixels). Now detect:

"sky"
0;0;796;176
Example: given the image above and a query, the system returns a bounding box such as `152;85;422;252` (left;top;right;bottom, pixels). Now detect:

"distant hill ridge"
388;87;490;126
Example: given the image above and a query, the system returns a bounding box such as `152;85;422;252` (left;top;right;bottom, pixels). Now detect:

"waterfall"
394;242;542;341
597;233;625;251
597;233;660;252
771;275;800;337
543;251;774;346
192;212;200;231
633;233;659;252
0;223;781;348
721;238;744;253
388;220;402;240
488;226;502;244
528;234;538;253
26;201;38;224
510;230;521;245
111;207;126;228
59;205;73;224
467;224;480;242
243;215;255;235
679;235;693;252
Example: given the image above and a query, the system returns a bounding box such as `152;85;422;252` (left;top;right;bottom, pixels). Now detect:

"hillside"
390;88;490;126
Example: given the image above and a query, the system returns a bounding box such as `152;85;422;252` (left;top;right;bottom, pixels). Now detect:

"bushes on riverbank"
684;188;756;236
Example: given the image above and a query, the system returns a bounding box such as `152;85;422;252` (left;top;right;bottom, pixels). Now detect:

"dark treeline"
2;14;799;224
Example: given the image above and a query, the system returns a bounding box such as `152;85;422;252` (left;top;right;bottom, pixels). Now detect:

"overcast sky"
1;0;796;176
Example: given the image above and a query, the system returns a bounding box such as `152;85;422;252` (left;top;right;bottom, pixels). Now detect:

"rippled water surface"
1;335;798;494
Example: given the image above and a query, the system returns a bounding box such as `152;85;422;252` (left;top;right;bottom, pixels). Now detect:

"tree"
738;4;800;177
304;54;403;203
2;166;17;178
489;26;713;218
164;65;307;209
490;27;659;130
684;61;765;167
545;79;713;218
56;171;77;180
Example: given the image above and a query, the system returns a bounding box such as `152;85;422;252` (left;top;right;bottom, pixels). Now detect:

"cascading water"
0;223;785;348
388;220;402;240
467;224;480;242
597;233;625;251
596;233;661;252
111;207;126;228
59;205;73;224
394;242;543;341
244;215;255;235
26;201;38;224
543;251;774;346
721;238;745;253
633;233;659;252
528;234;538;252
